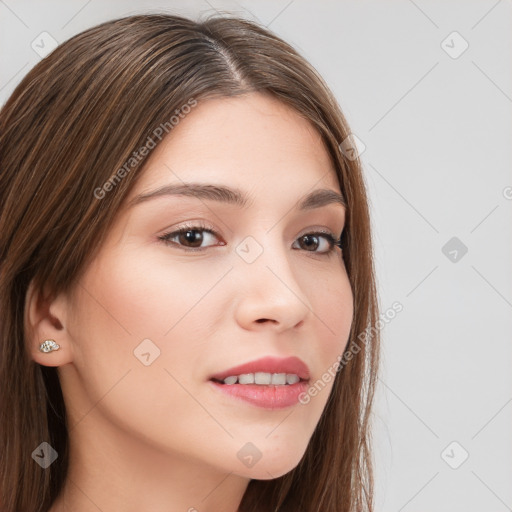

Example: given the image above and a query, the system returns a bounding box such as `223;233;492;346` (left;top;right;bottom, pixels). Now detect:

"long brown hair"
0;13;380;512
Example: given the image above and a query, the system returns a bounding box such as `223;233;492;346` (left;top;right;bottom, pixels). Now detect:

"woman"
0;13;380;512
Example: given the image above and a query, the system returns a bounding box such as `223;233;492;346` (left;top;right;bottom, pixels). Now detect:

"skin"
26;92;354;512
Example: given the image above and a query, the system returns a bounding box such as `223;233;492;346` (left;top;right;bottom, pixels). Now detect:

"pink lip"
208;356;311;410
209;379;309;410
209;356;310;382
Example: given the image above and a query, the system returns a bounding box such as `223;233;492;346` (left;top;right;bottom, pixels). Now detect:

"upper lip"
209;356;310;382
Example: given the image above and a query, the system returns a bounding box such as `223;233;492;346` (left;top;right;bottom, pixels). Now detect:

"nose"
233;238;312;333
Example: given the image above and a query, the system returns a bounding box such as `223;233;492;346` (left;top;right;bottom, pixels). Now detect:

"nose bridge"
236;230;295;285
232;231;311;329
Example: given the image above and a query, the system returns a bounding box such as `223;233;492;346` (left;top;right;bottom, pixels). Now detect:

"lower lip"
208;379;309;410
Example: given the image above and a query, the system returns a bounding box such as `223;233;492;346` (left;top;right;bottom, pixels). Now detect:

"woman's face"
55;92;353;479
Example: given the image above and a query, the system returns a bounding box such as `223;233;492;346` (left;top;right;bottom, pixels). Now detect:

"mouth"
208;356;311;409
209;355;310;383
210;373;308;386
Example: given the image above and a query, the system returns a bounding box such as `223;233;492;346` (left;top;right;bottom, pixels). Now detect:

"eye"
158;221;223;252
292;231;342;255
158;222;343;255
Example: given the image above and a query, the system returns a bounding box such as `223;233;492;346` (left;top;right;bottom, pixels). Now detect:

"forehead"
128;92;340;201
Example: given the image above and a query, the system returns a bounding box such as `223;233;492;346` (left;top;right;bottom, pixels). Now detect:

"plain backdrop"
1;1;511;510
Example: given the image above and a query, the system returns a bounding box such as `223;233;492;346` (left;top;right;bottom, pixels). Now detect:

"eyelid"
157;220;344;254
159;232;341;256
159;222;342;241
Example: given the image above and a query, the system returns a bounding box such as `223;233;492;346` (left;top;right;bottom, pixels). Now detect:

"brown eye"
177;229;205;248
158;224;341;256
298;234;321;251
292;232;340;255
158;224;222;252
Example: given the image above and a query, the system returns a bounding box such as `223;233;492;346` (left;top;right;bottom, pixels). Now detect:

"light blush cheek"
65;256;218;446
84;244;227;339
307;267;353;369
75;247;234;391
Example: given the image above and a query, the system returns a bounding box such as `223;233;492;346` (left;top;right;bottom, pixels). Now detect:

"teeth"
238;373;254;384
221;372;301;385
286;374;300;384
271;373;286;385
255;372;271;384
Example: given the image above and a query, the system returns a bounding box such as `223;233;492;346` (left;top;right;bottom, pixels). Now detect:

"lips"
209;356;310;382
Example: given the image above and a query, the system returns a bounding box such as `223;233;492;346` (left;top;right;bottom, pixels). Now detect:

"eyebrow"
127;182;347;211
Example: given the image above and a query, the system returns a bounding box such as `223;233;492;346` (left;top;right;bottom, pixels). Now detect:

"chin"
235;446;307;480
239;461;300;480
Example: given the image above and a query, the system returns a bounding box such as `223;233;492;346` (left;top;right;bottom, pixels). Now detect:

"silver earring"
39;340;60;353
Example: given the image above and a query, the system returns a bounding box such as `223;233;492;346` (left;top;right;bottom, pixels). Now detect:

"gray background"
1;1;511;510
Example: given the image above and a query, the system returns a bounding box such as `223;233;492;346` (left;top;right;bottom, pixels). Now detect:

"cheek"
297;265;353;409
80;247;227;340
308;264;354;359
65;252;232;454
70;248;230;396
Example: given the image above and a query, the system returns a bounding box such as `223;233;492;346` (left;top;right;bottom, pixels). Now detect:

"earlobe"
25;280;74;367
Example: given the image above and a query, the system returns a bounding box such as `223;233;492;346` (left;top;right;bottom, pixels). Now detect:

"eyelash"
157;221;343;256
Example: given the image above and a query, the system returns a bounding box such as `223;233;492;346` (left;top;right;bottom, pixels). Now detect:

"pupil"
182;230;202;247
302;234;318;251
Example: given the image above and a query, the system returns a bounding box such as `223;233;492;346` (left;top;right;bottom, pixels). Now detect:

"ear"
25;279;74;367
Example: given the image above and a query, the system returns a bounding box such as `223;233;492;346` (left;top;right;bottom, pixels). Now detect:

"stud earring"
39;339;60;353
